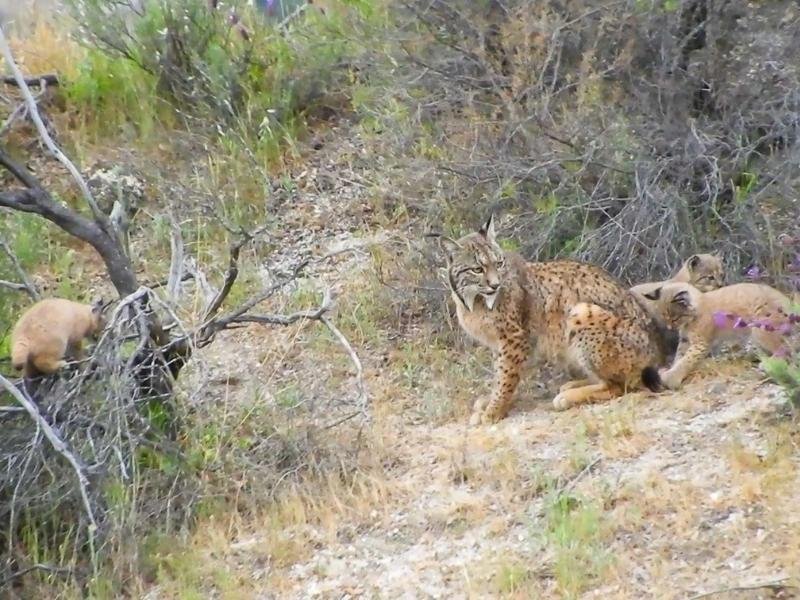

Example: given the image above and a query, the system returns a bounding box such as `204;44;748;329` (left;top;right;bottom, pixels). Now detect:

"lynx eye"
469;267;484;274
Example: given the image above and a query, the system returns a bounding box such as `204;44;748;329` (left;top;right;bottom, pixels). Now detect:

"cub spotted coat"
11;298;106;377
442;216;670;423
643;282;792;389
554;303;663;410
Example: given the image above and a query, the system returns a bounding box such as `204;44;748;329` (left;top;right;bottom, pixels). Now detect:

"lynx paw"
469;411;484;426
469;405;507;425
658;369;681;390
552;392;573;411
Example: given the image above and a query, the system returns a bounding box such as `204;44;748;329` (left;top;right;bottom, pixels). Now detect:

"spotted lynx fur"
643;282;792;389
554;303;663;410
442;216;670;423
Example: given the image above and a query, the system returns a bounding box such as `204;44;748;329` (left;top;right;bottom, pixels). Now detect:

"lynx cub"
442;216;670;423
630;253;724;297
11;298;106;377
643;282;793;389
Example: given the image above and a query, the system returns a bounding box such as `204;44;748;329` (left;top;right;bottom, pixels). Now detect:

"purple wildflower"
788;253;800;273
712;311;734;328
745;265;765;281
733;317;749;329
777;322;793;336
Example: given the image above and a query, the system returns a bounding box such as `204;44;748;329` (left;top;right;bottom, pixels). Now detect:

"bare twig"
0;375;99;567
0;26;106;224
687;577;799;600
0;562;72;587
1;74;59;87
0;279;32;294
558;456;601;496
321;312;368;412
0;236;40;300
166;216;185;304
201;240;244;321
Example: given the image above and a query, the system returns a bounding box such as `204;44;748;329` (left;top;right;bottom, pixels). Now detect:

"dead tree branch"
0;27;105;224
0;374;99;562
166;216;185;304
1;74;59;87
0;158;138;295
321;312;368;412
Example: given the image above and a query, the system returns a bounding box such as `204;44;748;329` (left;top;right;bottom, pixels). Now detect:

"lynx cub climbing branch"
11;298;107;377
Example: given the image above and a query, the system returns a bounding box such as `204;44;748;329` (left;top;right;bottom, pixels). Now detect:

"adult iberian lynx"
441;216;670;423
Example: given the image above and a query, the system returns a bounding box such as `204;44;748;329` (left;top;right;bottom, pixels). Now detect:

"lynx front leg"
471;333;529;425
552;382;618;411
659;339;708;390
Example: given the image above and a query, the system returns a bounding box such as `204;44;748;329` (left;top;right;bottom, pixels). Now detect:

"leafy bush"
373;0;800;282
66;0;372;152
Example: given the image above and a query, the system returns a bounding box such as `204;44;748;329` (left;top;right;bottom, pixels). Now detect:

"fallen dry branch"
0;562;72;588
1;74;59;87
0;374;99;563
688;577;799;599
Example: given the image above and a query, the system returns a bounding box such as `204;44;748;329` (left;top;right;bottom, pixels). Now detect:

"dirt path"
265;368;798;599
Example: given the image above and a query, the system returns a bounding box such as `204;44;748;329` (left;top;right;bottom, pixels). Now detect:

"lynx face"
684;254;724;292
644;284;700;329
442;217;507;311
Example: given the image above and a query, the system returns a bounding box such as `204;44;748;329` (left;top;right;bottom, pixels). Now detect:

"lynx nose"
488;281;500;291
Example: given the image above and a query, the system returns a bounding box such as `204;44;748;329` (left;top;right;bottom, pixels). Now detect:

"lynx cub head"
679;253;724;292
643;282;701;328
89;297;110;338
441;215;507;311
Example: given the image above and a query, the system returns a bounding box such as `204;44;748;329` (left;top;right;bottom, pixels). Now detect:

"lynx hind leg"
29;354;68;376
66;339;86;362
552;382;620;411
751;328;787;356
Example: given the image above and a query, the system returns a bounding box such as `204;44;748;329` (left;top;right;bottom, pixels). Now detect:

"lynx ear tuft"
479;214;497;245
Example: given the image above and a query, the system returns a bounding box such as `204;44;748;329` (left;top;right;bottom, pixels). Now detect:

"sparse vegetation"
3;0;800;597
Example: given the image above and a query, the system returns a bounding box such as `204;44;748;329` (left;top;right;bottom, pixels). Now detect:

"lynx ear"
91;297;105;315
672;290;692;308
479;214;497;246
643;287;662;301
687;254;701;271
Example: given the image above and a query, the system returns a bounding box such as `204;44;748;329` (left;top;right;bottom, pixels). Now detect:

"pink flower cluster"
712;310;799;357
